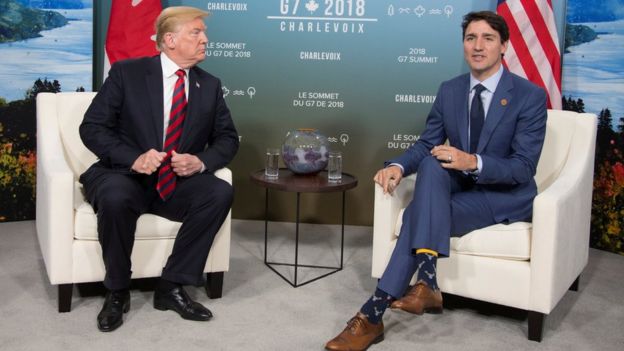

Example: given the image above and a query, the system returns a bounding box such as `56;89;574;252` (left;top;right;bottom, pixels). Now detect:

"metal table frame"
251;169;357;288
263;189;347;287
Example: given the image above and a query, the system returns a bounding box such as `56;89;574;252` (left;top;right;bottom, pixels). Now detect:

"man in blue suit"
326;11;547;351
80;7;238;332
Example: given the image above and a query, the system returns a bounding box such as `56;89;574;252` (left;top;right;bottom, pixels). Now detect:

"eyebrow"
465;32;498;39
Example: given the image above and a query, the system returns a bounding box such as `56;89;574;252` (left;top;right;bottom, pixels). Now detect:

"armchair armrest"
201;166;232;273
372;174;416;278
36;93;76;284
529;113;597;313
214;167;232;185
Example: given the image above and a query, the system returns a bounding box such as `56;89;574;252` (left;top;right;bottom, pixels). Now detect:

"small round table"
250;168;358;287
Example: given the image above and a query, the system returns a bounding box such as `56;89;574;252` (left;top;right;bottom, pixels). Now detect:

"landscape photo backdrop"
562;0;624;254
0;0;92;221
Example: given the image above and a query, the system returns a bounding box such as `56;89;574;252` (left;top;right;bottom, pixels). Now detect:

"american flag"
497;0;562;109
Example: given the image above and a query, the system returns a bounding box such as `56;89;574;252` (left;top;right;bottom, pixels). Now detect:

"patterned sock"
359;288;394;324
415;249;439;291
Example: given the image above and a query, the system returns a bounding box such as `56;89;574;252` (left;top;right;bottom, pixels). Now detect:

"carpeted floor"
0;219;623;351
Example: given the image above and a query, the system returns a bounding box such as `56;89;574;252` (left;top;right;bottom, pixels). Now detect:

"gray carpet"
0;219;623;351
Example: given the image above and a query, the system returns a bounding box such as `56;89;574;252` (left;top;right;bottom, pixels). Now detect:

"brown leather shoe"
325;312;384;351
390;281;443;315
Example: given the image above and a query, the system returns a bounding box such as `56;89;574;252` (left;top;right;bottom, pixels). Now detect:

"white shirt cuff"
388;163;404;174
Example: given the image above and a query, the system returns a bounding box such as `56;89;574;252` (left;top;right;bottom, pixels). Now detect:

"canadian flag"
104;0;162;78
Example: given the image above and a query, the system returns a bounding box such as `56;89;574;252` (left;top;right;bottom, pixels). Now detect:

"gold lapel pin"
501;98;508;106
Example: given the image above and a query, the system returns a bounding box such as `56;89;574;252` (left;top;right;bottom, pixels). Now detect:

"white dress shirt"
161;52;189;144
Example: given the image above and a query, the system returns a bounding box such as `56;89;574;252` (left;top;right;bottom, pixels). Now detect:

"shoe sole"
370;333;384;347
362;333;385;351
324;333;384;351
390;305;443;315
153;300;212;321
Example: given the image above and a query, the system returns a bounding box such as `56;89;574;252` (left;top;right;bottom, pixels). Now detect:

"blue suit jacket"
79;55;239;187
390;69;547;223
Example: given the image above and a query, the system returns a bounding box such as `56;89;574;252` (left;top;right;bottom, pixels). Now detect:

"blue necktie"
470;84;486;154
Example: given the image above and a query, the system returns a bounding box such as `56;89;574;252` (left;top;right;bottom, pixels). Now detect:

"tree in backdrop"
564;95;624;255
0;78;62;221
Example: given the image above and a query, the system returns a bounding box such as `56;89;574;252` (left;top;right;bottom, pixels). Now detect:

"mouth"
472;54;486;62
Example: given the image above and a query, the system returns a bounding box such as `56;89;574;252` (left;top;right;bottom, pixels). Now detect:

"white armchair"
36;92;232;312
372;109;597;341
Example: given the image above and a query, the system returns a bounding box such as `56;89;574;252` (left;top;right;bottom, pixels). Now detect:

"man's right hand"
373;165;403;195
131;149;167;175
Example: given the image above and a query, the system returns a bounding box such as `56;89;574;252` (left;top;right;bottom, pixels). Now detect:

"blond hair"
155;6;210;51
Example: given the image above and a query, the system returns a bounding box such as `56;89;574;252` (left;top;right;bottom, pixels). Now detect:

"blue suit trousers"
378;157;497;298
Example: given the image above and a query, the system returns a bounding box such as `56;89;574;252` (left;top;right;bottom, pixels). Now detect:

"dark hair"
461;11;510;43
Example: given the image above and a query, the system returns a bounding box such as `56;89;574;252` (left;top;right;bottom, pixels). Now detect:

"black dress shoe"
153;286;212;321
97;289;130;332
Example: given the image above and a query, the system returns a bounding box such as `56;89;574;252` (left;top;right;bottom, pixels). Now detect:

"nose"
474;37;484;51
200;32;208;43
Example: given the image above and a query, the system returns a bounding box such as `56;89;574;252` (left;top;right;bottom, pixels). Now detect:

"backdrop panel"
92;0;566;225
187;0;480;224
0;0;93;222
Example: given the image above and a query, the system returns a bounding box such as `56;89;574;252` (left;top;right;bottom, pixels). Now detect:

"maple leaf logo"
305;0;319;14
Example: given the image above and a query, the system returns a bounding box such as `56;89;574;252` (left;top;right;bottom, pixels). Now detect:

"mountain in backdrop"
565;24;598;51
0;0;68;43
14;0;87;9
567;0;624;23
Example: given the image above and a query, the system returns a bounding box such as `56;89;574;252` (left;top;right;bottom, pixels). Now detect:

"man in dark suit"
326;11;547;350
79;6;239;332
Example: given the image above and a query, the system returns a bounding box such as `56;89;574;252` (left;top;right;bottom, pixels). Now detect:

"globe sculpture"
282;129;329;174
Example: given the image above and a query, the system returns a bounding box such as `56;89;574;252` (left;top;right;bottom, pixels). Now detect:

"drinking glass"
265;148;280;178
328;151;342;182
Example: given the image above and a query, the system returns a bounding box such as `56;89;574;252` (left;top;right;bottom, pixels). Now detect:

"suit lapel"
145;56;164;149
455;75;470;151
179;67;201;151
477;69;513;153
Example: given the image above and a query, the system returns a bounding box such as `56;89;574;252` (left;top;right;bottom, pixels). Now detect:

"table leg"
264;190;345;287
264;188;269;264
340;190;346;269
294;192;300;286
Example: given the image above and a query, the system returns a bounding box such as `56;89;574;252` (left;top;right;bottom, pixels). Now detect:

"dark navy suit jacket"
389;69;547;224
79;55;239;187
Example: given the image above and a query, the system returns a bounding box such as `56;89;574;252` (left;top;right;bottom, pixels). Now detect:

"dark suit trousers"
84;171;233;290
378;156;496;298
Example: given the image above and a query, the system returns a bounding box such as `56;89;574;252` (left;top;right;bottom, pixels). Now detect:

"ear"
501;40;509;55
163;32;176;50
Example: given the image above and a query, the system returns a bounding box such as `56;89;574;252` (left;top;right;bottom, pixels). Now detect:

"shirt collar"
160;52;189;78
470;65;504;93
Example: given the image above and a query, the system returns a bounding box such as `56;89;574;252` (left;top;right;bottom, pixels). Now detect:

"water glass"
328;151;342;182
265;148;280;178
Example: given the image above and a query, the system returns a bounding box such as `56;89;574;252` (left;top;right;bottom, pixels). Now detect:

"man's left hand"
171;151;203;177
430;145;477;171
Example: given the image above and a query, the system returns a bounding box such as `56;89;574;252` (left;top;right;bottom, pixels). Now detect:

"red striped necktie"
157;69;187;201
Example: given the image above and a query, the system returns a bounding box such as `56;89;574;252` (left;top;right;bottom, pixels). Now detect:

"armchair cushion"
394;208;531;260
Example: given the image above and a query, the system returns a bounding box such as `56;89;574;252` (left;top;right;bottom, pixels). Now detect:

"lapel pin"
501;98;508;106
196;82;200;88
